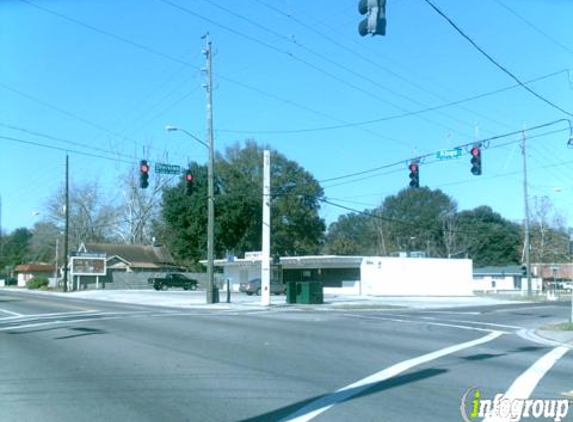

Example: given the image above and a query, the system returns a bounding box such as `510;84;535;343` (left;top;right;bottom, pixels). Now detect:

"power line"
218;70;568;134
422;0;573;119
319;120;571;184
157;0;479;141
12;0;414;149
0;123;135;161
491;0;573;56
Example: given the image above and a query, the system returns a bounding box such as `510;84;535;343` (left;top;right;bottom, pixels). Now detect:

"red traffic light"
185;173;193;182
471;147;480;157
408;163;418;172
140;163;149;173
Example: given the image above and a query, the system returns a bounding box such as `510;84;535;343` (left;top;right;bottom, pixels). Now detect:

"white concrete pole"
261;150;271;306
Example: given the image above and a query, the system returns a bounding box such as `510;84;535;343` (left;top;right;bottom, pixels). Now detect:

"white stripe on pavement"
346;314;511;334
280;331;504;422
482;345;570;422
0;308;23;317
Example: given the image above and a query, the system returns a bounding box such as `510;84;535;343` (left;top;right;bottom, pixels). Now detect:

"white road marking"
280;331;504;422
490;305;561;313
0;308;23;317
482;345;570;422
0;316;124;332
346;314;511;334
419;316;522;330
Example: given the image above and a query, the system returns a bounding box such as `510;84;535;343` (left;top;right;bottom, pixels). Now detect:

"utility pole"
521;131;532;298
261;150;271;306
203;33;216;304
63;154;70;293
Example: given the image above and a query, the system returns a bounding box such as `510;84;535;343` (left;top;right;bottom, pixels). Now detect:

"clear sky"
1;0;572;233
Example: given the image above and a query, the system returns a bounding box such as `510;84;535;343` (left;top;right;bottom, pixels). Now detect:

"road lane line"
280;331;504;422
0;316;124;332
0;308;23;317
346;314;510;334
482;345;570;422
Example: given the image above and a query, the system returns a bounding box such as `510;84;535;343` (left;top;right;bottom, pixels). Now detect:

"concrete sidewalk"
2;287;526;310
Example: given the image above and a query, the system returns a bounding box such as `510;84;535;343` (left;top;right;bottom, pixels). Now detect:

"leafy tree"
160;141;325;265
0;227;32;271
325;212;379;255
377;187;457;257
456;206;520;267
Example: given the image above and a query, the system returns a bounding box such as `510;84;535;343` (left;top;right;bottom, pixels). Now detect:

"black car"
148;273;198;291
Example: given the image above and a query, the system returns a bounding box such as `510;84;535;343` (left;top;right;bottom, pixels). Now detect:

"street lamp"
166;124;216;304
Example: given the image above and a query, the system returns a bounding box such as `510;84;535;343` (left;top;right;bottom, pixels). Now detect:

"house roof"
82;243;175;266
14;264;56;273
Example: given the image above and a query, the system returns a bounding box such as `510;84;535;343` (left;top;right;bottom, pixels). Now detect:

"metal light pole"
166;125;215;304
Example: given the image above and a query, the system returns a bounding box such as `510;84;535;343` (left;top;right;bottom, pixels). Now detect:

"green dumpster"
297;281;323;304
285;281;297;304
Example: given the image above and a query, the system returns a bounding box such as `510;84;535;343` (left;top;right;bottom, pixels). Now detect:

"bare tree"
45;180;120;248
529;196;569;263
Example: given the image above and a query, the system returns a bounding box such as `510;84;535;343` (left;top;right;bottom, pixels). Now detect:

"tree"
456;206;521;267
160;141;325;265
28;221;61;263
0;228;32;272
45;180;119;248
377;187;457;257
325;212;380;255
115;164;171;245
528;196;569;264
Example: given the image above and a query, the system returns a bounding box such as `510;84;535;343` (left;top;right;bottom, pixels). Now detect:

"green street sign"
436;148;463;161
155;163;181;175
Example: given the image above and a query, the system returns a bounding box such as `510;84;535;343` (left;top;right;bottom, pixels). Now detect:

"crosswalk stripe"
279;331;504;422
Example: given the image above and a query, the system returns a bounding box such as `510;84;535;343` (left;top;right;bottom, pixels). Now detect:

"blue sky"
1;0;572;233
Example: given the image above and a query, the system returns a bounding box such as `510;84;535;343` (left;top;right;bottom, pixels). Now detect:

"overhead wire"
422;0;573;119
491;0;573;56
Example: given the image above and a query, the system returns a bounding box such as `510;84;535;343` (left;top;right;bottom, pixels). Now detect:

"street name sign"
436;148;463;160
155;163;181;175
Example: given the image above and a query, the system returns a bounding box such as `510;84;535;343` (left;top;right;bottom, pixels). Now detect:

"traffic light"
408;162;419;188
358;0;387;36
470;146;482;176
185;170;193;195
521;265;528;277
139;160;149;189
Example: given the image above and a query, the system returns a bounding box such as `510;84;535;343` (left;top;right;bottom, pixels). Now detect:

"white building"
214;253;473;296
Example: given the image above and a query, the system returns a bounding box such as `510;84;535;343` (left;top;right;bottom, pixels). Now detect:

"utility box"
285;281;297;304
297;281;324;304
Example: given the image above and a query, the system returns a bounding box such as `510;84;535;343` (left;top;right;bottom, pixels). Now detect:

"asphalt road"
1;291;572;422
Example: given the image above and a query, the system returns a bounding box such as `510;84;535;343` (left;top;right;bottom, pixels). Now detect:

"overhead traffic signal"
470;146;482;176
139;160;149;189
185;170;193;195
358;0;387;37
408;162;419;188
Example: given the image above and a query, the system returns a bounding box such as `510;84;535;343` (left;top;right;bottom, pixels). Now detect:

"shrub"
26;277;49;290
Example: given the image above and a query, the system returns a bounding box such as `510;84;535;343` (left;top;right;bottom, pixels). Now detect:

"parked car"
239;278;285;296
148;273;198;291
